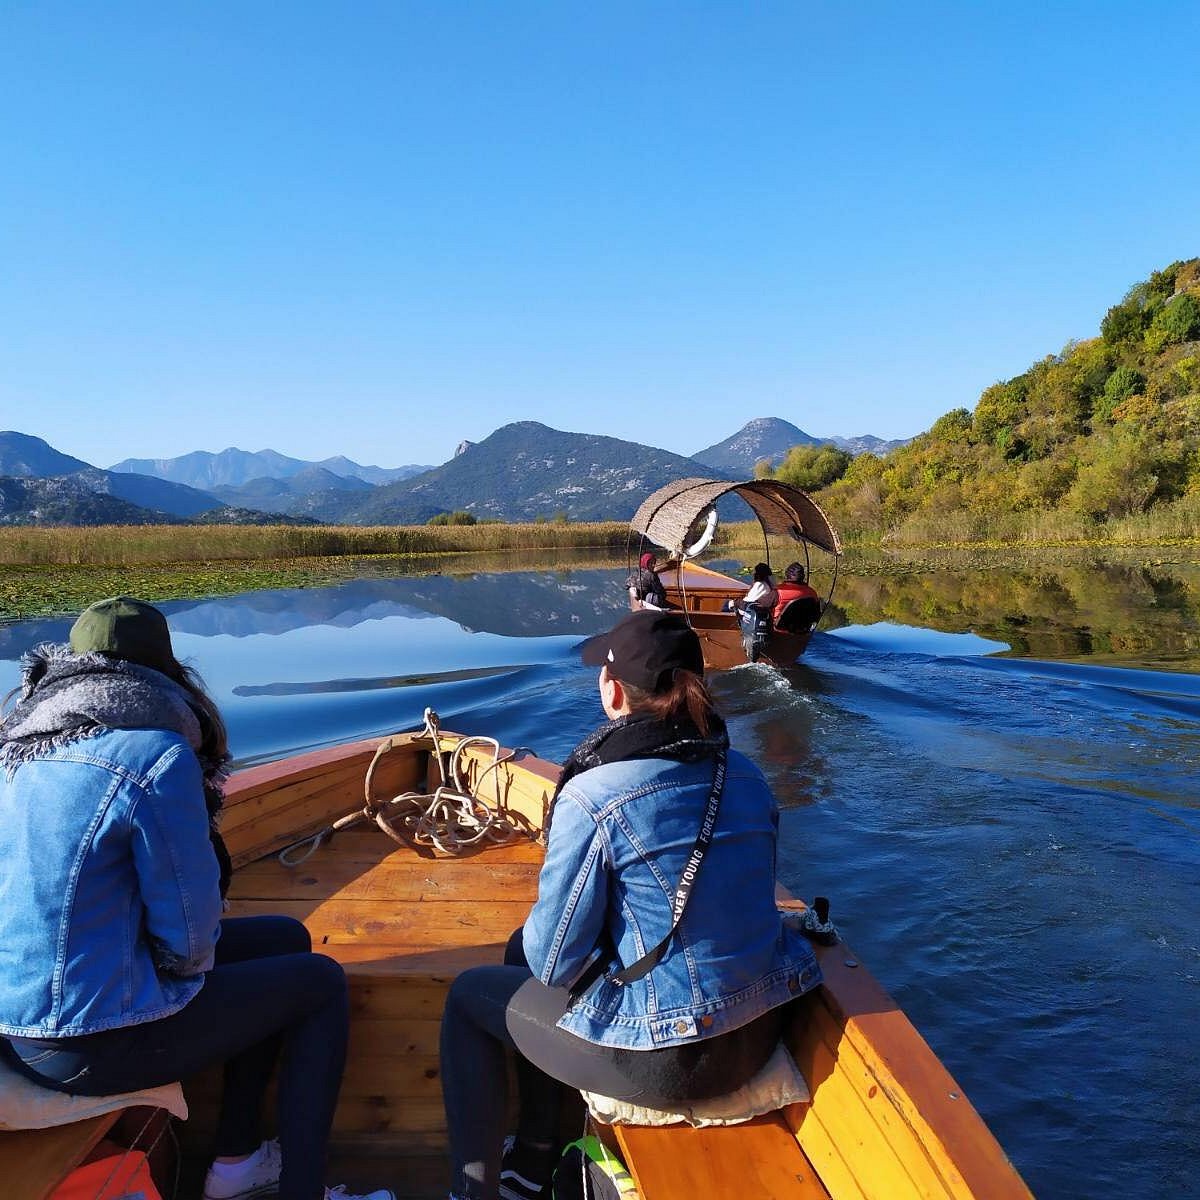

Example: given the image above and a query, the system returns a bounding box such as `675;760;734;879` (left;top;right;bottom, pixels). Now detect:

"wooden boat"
628;478;843;670
2;720;1034;1199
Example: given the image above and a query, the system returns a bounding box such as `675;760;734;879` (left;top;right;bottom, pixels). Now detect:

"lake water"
2;561;1198;1200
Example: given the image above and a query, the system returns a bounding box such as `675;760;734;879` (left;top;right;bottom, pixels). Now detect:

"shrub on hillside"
1145;293;1200;353
1095;366;1146;422
427;510;478;526
1101;301;1146;346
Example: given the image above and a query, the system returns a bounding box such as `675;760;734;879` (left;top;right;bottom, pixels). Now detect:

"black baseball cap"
582;611;704;692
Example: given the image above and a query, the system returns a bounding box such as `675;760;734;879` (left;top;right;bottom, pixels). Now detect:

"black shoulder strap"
608;748;727;987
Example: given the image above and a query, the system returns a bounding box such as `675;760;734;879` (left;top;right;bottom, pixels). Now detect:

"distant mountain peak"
692;418;821;475
317;420;731;525
0;431;93;478
692;417;908;474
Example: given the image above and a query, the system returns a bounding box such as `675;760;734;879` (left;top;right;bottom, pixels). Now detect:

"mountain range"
0;419;907;526
110;446;428;489
0;431;222;519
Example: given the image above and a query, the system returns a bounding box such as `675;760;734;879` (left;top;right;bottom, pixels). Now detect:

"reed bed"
0;522;632;567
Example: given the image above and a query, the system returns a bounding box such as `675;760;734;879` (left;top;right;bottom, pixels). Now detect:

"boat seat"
0;1116;121;1200
775;596;822;634
0;1055;187;1200
606;1109;831;1200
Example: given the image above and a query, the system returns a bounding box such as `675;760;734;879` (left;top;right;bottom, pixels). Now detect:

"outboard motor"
738;605;772;663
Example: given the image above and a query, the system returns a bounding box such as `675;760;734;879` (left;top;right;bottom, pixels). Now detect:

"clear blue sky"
2;2;1197;470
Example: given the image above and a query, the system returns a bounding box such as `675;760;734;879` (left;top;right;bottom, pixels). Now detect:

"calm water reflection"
1;560;1198;1200
829;558;1200;669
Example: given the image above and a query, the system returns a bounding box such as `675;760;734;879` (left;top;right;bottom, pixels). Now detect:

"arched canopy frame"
629;477;842;559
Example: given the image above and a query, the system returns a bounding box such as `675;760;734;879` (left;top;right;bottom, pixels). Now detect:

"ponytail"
620;670;716;737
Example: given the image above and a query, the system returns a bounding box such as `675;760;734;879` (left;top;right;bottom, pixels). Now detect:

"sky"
2;2;1198;471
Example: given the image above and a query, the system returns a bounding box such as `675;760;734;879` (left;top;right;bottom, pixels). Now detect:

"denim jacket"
522;749;821;1049
0;727;222;1037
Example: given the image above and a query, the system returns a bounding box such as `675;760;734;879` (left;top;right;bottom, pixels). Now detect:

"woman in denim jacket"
0;597;392;1200
440;610;821;1200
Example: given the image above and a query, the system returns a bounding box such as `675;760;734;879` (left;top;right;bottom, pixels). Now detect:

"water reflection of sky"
825;620;1010;657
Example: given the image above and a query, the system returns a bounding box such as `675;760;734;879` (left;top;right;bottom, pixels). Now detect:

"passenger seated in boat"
772;562;822;632
737;561;778;617
732;563;779;659
439;610;822;1200
0;597;393;1200
625;552;670;611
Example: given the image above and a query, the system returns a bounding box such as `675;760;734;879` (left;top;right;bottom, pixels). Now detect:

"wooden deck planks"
184;828;544;1156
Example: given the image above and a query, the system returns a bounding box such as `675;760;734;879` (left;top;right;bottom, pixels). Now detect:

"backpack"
552;1135;638;1200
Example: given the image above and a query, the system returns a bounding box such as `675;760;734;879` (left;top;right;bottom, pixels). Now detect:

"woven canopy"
630;478;842;557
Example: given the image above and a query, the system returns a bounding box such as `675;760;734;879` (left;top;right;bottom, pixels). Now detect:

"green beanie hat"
69;597;175;673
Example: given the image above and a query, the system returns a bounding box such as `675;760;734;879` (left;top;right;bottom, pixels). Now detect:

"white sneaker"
202;1139;283;1200
325;1187;397;1200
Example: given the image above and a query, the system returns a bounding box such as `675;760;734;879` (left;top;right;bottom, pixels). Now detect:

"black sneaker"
498;1135;556;1200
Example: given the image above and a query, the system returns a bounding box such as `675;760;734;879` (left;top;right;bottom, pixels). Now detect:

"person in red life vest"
772;562;820;626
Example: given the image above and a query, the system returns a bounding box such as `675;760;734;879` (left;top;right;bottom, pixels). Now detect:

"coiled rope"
279;709;538;865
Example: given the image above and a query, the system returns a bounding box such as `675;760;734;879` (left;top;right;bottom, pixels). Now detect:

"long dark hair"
619;669;716;737
161;657;229;775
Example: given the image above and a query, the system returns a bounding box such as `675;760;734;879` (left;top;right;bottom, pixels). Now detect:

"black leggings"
3;916;347;1200
440;929;786;1200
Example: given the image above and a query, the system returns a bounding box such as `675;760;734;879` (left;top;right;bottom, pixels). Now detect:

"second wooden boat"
627;477;843;670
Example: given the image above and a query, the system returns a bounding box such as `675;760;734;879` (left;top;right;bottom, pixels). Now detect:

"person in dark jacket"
438;611;821;1200
0;597;392;1200
625;551;669;610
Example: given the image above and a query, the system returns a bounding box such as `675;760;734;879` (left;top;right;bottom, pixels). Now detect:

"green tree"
928;408;972;443
770;443;852;491
972;378;1028;447
1095;366;1146;422
1101;301;1146;346
1145;293;1200;353
427;510;477;526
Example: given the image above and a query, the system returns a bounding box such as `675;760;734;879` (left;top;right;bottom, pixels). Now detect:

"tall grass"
879;494;1200;550
0;522;632;567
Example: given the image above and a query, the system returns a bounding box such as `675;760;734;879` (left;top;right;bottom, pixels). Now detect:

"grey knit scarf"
0;643;211;777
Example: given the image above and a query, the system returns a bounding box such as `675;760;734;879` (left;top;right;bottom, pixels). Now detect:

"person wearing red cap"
625;551;670;611
439;611;821;1200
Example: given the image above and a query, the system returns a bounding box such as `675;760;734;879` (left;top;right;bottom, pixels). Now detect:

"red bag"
50;1139;161;1200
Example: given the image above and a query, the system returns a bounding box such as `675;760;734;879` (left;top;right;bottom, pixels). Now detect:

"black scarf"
551;709;729;813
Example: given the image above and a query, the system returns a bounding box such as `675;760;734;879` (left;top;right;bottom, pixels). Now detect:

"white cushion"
0;1056;186;1131
582;1041;809;1127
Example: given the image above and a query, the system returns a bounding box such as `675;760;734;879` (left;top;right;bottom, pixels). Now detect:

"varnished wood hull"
184;732;1033;1200
655;561;814;670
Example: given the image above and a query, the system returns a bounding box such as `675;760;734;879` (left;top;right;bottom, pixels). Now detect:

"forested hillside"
766;259;1200;545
